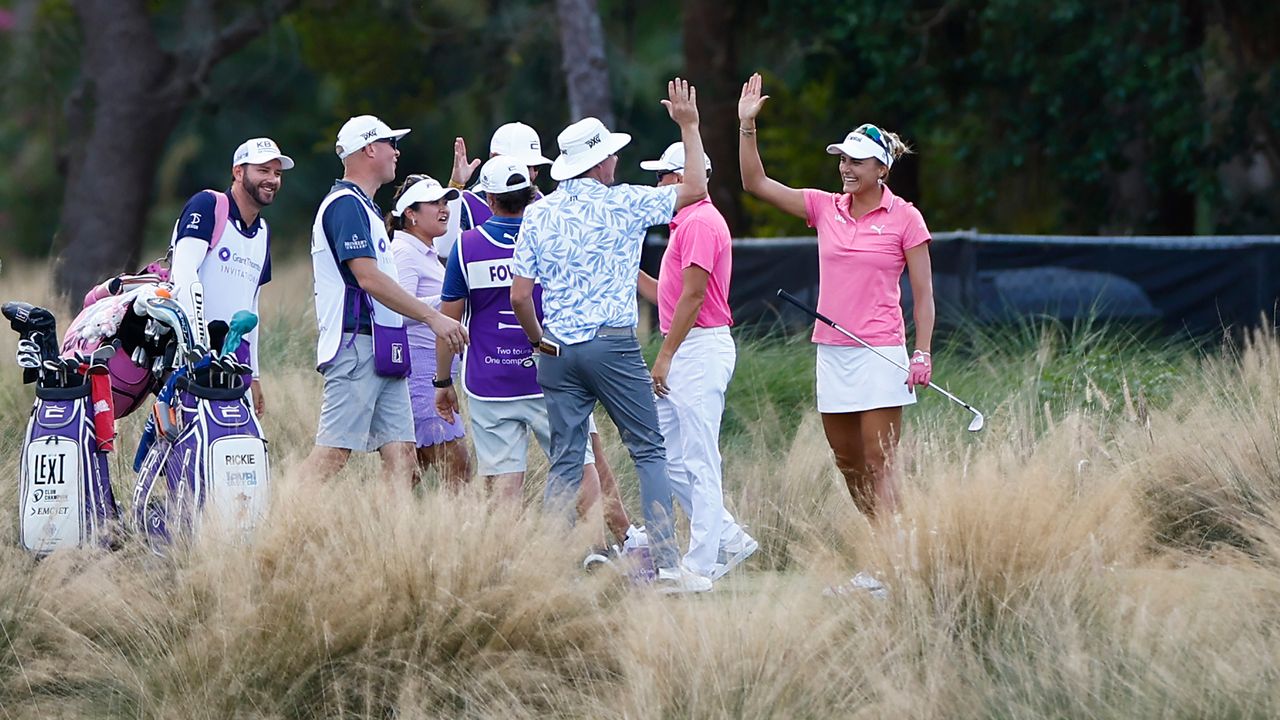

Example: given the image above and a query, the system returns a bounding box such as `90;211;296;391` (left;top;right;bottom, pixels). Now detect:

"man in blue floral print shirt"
511;79;713;594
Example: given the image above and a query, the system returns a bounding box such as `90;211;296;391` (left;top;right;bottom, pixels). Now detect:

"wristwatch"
432;376;453;388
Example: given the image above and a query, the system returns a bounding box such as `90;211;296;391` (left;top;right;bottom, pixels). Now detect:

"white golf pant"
656;327;744;576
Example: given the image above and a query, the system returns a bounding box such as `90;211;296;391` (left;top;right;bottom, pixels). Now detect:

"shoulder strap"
206;189;231;250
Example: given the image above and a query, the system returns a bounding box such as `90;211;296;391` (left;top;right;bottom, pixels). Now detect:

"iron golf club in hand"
776;289;985;432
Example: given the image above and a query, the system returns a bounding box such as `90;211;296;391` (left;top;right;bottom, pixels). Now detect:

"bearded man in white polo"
302;115;468;487
510;79;713;594
169;137;293;417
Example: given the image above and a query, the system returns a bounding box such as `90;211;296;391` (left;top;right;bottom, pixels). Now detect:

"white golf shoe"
710;531;759;581
823;571;888;600
655;565;713;594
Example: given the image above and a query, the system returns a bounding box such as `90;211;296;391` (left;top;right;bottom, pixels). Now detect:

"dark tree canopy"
0;0;1275;297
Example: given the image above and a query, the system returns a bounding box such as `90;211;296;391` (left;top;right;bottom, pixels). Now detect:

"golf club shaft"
775;290;982;415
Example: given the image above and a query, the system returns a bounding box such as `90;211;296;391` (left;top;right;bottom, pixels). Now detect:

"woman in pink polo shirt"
738;74;934;563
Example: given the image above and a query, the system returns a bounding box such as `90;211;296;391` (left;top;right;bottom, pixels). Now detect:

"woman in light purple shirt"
386;174;471;488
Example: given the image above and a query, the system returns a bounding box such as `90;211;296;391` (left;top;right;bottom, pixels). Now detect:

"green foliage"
754;0;1233;234
0;0;1276;264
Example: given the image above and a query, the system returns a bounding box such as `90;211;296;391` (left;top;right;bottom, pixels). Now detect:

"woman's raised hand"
738;73;770;124
451;137;480;187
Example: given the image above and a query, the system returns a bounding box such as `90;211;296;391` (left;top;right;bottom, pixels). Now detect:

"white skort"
815;343;918;414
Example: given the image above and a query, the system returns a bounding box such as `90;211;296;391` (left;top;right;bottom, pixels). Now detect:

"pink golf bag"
60;266;173;419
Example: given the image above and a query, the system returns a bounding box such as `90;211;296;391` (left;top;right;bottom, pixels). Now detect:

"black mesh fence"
641;232;1280;338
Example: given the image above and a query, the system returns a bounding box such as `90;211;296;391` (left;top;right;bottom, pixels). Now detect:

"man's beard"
245;178;277;206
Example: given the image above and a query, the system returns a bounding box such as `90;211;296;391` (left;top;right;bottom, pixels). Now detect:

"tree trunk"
554;0;615;127
52;0;177;302
52;0;298;303
682;0;744;235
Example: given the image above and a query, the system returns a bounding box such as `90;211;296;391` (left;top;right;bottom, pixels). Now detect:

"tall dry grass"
2;261;1279;718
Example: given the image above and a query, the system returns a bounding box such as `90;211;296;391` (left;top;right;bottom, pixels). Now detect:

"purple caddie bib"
457;226;543;400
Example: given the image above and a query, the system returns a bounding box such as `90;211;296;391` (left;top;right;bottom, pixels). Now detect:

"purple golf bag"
20;370;120;554
132;370;269;550
5;300;121;555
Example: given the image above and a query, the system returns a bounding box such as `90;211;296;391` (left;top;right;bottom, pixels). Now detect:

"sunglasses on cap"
854;124;888;152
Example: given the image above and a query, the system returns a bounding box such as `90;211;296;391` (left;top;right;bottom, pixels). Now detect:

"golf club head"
16;339;41;369
222;310;259;356
2;301;56;335
143;297;194;352
90;344;116;363
967;411;985;433
207;320;229;355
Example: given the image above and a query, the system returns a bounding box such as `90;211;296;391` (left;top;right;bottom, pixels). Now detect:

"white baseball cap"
233;138;294;170
479;155;532;194
639;141;711;174
550;117;631;181
335;115;411;159
490;122;552;167
825;125;893;168
392;175;459;217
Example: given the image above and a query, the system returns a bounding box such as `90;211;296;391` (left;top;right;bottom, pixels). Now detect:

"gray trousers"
538;327;678;570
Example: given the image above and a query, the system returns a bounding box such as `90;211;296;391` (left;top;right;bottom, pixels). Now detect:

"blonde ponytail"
879;129;913;163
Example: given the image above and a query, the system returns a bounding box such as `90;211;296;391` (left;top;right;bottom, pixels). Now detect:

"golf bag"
133;359;269;550
4;302;120;555
62;267;175;419
20;383;120;554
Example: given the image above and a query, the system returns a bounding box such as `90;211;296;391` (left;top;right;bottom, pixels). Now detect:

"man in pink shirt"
638;142;757;581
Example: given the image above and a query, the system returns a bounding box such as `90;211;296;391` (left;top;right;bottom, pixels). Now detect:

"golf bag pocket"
20;384;118;554
133;378;269;550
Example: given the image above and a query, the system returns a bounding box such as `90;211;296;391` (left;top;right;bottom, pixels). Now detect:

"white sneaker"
623;525;649;550
654;565;713;594
582;551;611;572
711;532;759;581
823;571;888;600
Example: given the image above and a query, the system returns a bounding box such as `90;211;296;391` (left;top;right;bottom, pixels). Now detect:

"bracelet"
739;127;757;136
432;376;453;388
447;179;466;190
913;350;931;356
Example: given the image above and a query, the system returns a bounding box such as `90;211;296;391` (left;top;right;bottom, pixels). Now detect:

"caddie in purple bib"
444;216;544;400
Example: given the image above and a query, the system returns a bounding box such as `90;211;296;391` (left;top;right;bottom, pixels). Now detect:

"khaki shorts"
316;335;415;452
468;396;595;476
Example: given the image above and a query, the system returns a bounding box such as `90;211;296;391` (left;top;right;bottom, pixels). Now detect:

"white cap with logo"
392;175;460;217
335;115;411;159
490;122;552;167
550;117;631;181
479;155;533;194
639;141;711;174
825;127;893;168
233;138;295;169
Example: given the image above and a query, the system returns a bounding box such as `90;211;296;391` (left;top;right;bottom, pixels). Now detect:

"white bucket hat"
479;156;532;194
825;124;893;168
392;175;459;217
335;115;411;159
639;141;711;174
233;137;295;170
490;122;552;167
550;117;631;181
